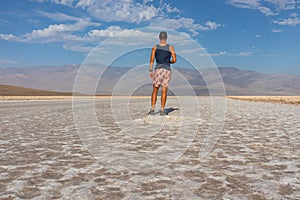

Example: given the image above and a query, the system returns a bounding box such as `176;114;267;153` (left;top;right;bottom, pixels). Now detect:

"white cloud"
63;44;93;52
34;0;159;23
68;26;201;52
258;6;276;16
86;26;160;46
272;28;284;32
273;16;300;26
86;0;158;23
264;0;296;10
227;0;277;16
178;47;206;55
4;1;224;54
0;19;99;44
33;0;75;6
0;23;194;53
35;10;86;22
0;33;20;41
199;52;220;57
0;59;18;65
227;0;300;27
143;0;153;4
4;16;220;48
88;26;146;38
165;4;181;14
227;0;258;8
236;52;252;56
200;51;252;57
32;0;222;36
27;20;97;39
227;0;298;12
150;18;222;36
75;0;94;8
205;21;222;30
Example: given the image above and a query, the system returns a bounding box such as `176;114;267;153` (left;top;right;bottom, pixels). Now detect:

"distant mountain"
218;67;300;95
1;65;300;95
0;65;78;93
0;84;73;96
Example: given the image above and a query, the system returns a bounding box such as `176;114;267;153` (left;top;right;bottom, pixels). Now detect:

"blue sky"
0;0;299;74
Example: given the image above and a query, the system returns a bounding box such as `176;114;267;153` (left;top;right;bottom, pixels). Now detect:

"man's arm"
169;45;176;64
149;46;156;72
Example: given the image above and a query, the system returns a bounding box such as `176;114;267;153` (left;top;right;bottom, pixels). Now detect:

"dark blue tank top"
155;44;171;71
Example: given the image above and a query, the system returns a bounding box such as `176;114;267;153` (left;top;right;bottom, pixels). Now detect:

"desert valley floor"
1;97;299;199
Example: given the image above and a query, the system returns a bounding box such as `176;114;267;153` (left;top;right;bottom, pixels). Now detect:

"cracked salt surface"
1;97;299;199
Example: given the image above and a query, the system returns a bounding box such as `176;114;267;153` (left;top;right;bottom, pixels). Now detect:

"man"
148;31;177;115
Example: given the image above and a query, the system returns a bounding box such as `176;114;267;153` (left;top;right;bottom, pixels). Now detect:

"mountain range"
1;65;299;96
0;84;72;96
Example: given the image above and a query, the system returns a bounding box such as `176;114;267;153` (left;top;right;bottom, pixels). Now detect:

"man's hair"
159;31;167;39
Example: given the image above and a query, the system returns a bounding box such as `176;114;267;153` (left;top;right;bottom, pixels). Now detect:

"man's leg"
151;85;159;110
161;86;168;112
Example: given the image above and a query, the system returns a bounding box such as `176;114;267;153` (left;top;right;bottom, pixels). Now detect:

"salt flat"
227;96;300;105
0;97;299;199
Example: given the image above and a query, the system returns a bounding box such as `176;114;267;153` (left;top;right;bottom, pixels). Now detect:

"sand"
1;97;299;199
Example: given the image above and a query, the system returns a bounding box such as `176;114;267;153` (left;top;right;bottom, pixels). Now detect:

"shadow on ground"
165;107;179;114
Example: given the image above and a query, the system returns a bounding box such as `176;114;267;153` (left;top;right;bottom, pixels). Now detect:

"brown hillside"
0;84;72;96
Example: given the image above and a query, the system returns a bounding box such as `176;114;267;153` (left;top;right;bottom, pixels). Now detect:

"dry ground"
227;96;300;105
0;96;147;100
1;97;299;199
2;95;300;106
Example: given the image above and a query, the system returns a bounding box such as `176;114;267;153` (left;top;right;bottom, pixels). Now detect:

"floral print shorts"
153;68;172;87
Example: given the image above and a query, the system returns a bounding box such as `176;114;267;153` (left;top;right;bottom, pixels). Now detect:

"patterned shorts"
153;68;172;87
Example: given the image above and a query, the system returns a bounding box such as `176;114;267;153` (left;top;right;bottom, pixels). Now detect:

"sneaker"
159;110;168;116
148;109;155;115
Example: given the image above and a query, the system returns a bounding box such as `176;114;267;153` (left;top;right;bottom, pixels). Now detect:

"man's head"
159;31;167;40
